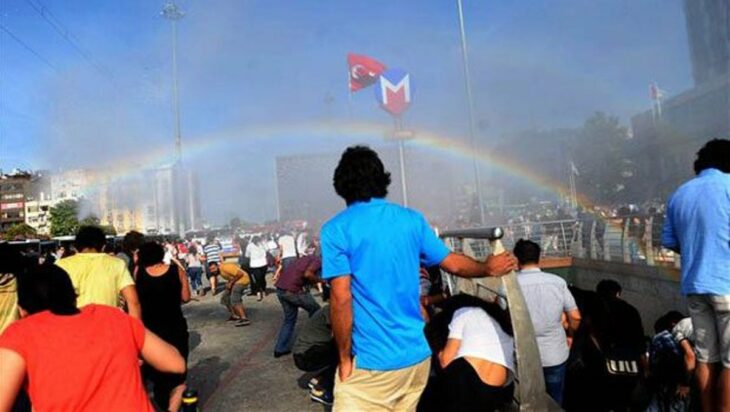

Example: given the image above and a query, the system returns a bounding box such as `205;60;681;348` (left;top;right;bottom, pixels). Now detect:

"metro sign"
375;68;412;116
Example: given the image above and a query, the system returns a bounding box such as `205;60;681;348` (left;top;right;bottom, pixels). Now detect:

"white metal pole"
457;0;485;225
399;139;408;207
170;16;182;163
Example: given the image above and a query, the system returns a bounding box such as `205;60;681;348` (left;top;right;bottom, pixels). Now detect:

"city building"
24;173;53;235
684;0;729;86
51;169;95;203
96;165;201;236
0;171;32;232
630;0;730;199
25;194;53;236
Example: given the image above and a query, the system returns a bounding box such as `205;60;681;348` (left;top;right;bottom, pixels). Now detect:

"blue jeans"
274;288;321;354
543;361;567;406
187;267;203;291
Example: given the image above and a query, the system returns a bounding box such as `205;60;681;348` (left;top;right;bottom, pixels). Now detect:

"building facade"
684;0;730;86
630;0;730;199
0;172;32;232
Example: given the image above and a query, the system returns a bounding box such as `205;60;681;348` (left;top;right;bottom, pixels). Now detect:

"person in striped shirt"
203;237;223;295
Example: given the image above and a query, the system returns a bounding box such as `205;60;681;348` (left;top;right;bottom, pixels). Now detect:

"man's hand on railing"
440;251;518;278
485;252;518;277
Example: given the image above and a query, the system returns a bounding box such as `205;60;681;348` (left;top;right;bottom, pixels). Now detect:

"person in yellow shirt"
0;244;29;335
57;226;141;319
208;262;251;327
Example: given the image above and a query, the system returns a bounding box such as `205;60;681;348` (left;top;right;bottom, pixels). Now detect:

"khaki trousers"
333;357;431;412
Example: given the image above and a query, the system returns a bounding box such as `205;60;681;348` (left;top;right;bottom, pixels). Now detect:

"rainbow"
100;120;596;209
92;120;678;273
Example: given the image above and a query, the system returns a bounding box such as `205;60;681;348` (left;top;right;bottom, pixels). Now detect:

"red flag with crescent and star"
347;53;387;92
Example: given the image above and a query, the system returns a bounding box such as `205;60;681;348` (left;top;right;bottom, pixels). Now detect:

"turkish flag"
348;53;386;92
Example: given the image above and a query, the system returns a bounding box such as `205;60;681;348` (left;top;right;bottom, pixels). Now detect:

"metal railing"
453;214;677;267
439;228;562;412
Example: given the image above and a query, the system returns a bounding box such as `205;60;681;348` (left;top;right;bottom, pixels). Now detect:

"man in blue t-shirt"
662;139;730;412
321;146;517;411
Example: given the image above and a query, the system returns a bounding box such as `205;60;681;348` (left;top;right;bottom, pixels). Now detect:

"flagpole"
456;0;485;225
394;116;409;207
346;64;353;119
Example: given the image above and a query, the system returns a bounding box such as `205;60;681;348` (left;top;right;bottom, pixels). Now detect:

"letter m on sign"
376;69;412;116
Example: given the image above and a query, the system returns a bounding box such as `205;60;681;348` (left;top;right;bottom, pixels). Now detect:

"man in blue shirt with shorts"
663;139;730;412
321;146;517;411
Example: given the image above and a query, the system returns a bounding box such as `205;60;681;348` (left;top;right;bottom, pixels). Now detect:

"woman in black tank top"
137;242;191;412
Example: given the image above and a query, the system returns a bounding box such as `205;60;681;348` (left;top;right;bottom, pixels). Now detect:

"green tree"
79;215;116;236
3;223;37;240
572;112;637;204
50;199;80;236
79;215;101;227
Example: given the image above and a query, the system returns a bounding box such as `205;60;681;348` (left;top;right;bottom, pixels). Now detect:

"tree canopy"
50;199;79;236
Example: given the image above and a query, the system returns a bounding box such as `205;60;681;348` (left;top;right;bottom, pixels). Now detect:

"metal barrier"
471;214;678;267
439;228;562;412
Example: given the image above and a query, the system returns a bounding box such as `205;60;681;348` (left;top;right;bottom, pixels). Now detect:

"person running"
207;261;252;327
278;232;298;270
186;246;204;296
136;242;191;412
296;231;311;257
246;236;269;302
273;253;322;357
203;236;223;294
0;265;185;412
117;230;145;274
56;225;141;319
321;146;516;411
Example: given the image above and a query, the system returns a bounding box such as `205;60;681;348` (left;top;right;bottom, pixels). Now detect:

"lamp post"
162;2;186;236
162;1;184;164
456;0;486;225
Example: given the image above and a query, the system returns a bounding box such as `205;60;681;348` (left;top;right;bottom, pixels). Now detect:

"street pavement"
183;279;329;412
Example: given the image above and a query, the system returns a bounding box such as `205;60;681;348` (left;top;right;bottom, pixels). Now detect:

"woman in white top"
424;294;515;412
186;246;204;296
245;237;269;301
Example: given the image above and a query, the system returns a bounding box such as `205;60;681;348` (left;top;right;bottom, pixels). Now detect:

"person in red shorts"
0;265;185;412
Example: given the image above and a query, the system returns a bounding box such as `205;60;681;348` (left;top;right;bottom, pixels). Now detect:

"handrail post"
574;221;585;258
488;233;551;411
645;216;655;266
622;218;631;263
590;220;598;260
603;220;611;262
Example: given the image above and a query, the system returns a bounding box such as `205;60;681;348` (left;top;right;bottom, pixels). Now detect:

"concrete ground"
183;278;329;412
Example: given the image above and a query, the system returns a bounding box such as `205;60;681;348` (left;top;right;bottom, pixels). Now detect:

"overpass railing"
439;227;562;412
460;214;677;268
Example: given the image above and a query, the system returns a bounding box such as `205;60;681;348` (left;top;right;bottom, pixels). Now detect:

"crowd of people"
0;139;727;412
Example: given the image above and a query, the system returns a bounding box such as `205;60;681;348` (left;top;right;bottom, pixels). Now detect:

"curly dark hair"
137;241;165;269
694;139;730;175
333;146;391;205
75;225;106;252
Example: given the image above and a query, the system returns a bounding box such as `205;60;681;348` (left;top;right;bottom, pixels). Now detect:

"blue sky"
0;0;691;222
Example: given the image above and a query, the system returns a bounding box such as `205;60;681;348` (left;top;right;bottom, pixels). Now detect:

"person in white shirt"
514;239;580;406
424;294;515;411
296;231;310;257
278;233;297;270
245;237;269;301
